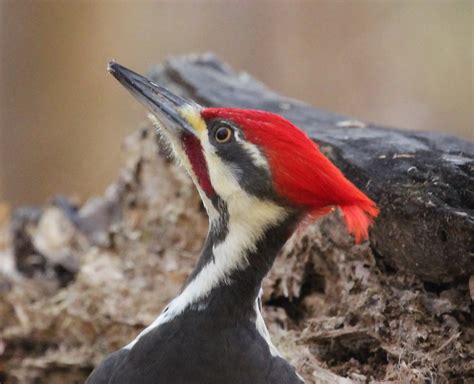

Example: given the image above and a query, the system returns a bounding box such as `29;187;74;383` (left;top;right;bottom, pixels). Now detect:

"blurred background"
0;0;472;206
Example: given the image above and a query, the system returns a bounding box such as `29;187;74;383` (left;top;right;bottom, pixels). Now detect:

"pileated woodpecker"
87;62;378;384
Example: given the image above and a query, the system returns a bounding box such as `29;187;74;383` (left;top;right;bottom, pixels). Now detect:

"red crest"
202;108;379;243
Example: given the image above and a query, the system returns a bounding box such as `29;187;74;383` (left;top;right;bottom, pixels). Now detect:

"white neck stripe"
125;192;286;350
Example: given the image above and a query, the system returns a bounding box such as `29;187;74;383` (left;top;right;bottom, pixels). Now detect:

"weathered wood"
150;54;473;284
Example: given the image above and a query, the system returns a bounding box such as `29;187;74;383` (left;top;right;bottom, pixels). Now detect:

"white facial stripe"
235;131;269;170
211;192;286;270
200;131;237;200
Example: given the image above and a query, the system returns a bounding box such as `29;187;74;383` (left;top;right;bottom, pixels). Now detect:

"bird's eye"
214;126;233;143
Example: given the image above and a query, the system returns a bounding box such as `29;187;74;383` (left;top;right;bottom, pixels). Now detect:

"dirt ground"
0;126;472;383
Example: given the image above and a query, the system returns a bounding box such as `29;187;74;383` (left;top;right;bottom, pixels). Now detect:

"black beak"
108;61;199;136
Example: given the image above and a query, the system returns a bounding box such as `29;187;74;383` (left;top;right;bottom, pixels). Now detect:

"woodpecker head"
109;62;378;243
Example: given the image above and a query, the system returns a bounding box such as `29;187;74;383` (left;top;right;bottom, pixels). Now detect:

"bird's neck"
123;197;299;351
177;195;300;320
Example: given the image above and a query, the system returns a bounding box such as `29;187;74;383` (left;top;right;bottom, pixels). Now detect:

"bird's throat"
180;198;300;319
124;197;300;350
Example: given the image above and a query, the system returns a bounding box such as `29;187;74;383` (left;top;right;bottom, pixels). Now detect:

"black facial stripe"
220;144;273;198
209;196;229;247
207;118;275;199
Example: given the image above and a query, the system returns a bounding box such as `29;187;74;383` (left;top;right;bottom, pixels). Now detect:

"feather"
202;108;379;242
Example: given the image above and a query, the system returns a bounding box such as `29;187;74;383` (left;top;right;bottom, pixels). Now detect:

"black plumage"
87;214;303;384
87;313;302;384
88;62;306;384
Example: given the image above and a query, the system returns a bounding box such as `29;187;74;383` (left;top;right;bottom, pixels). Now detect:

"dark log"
150;54;473;284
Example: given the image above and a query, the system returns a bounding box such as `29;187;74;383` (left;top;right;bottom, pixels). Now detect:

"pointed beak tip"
106;61;199;137
107;60;119;76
